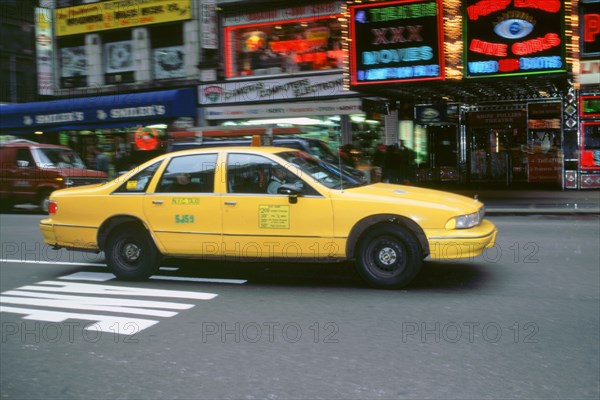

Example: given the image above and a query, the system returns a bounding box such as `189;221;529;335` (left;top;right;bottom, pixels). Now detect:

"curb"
486;208;600;215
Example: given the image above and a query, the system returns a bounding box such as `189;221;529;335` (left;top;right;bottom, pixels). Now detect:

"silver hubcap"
378;247;397;266
123;243;141;262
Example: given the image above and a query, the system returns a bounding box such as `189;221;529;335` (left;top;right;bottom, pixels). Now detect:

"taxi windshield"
276;150;365;189
34;148;87;169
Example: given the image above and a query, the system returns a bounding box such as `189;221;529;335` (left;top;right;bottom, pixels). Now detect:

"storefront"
198;74;380;150
0;87;197;175
198;1;386;159
575;0;600;189
413;104;461;184
466;105;563;187
344;0;578;189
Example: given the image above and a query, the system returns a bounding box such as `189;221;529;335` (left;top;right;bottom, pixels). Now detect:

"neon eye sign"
464;0;566;78
494;17;535;39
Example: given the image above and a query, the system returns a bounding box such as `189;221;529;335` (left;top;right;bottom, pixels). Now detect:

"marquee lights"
564;0;579;88
443;0;463;80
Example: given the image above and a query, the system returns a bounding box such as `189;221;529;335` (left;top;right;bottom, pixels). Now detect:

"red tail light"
48;200;58;215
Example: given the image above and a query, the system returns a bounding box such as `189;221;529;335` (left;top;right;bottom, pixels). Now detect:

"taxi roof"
167;146;298;156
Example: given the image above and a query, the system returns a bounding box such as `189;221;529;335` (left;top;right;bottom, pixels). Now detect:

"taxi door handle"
224;201;237;206
152;200;164;205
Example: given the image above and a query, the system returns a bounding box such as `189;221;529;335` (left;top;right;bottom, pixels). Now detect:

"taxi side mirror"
277;184;301;204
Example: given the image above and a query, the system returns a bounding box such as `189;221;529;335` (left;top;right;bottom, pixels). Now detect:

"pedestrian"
372;143;387;183
383;144;402;183
94;146;109;174
397;140;414;184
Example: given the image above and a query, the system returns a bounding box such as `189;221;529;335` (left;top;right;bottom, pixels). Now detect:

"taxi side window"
114;161;161;193
226;153;320;196
227;154;274;194
157;154;217;193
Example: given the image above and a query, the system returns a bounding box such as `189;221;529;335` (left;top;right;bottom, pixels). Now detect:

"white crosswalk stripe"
0;279;219;335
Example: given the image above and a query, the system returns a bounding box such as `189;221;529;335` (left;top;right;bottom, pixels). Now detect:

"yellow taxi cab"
40;146;497;289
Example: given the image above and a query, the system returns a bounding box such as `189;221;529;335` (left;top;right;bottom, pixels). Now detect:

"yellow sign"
55;0;192;37
258;205;290;229
126;180;138;190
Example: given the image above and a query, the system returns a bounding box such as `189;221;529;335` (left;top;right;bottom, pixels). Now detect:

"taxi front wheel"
355;225;422;289
105;224;161;280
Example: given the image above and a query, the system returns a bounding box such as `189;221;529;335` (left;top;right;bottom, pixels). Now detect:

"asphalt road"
0;212;599;399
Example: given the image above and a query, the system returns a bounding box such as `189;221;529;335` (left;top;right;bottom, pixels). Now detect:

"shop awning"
0;88;196;134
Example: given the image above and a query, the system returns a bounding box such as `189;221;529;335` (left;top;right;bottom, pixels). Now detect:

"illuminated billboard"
464;0;566;78
54;0;192;37
581;1;600;57
348;0;445;86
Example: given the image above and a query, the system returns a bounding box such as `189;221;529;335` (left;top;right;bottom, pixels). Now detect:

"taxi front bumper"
426;219;497;260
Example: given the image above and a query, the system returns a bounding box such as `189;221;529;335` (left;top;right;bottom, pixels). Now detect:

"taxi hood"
343;183;483;214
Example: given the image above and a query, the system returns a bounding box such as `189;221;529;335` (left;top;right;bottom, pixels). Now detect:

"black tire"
105;224;161;280
355;225;422;289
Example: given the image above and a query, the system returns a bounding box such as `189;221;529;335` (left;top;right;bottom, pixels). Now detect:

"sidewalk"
449;189;600;215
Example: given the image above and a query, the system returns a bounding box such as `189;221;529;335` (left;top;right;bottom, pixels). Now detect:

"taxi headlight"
446;211;481;229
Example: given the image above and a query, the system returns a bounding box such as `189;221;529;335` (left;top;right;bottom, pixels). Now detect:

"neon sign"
581;2;600;57
464;0;566;78
349;0;444;85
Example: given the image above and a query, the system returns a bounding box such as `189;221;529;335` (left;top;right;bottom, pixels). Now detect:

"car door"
9;148;38;200
220;152;336;261
142;153;222;256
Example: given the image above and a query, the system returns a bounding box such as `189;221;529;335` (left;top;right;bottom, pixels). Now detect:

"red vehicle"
0;140;108;211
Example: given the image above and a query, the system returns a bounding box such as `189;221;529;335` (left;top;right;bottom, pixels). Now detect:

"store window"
58;36;87;88
526;102;563;184
150;24;185;80
103;30;134;85
581;123;600;170
225;15;344;78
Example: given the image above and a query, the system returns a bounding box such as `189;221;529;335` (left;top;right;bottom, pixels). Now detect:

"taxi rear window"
114;161;162;193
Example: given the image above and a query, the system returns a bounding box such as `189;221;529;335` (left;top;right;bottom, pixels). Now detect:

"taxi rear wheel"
105;225;161;280
355;225;422;289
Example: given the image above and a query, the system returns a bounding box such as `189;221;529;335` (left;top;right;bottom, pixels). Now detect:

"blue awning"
0;88;197;134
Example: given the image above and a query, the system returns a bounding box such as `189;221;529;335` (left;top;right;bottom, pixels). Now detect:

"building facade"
0;0;39;103
0;0;598;188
